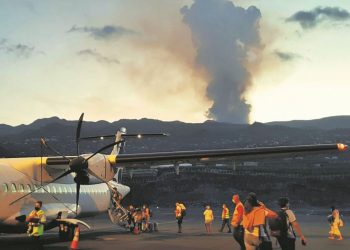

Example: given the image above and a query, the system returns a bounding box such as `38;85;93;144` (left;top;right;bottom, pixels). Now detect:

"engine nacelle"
82;153;115;183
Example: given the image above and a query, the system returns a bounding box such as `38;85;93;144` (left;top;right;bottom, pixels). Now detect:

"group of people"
203;203;232;234
126;204;151;233
176;193;309;250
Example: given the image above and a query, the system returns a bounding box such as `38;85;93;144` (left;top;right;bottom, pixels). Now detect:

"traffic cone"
70;226;80;249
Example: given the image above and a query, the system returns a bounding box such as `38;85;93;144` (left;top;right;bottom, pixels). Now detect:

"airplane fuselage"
0;157;130;233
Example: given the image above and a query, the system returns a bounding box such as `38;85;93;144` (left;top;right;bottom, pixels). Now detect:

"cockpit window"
11;183;17;192
2;183;8;192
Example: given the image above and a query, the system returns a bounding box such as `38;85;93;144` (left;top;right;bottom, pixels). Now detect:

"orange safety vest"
231;201;244;226
242;206;266;231
222;207;230;219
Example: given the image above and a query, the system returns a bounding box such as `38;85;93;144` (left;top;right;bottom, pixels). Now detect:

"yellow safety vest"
28;210;46;237
222;207;230;219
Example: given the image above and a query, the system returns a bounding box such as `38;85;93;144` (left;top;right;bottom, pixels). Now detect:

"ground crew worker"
231;194;245;250
203;205;214;234
175;202;183;233
219;203;232;233
328;206;343;240
277;197;307;249
242;193;276;250
26;201;46;249
142;204;151;232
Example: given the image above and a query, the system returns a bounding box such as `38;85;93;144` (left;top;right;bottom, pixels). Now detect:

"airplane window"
67;187;72;194
26;184;32;192
46;186;51;193
33;184;38;192
62;187;67;194
2;183;8;192
52;186;56;194
19;184;25;192
57;186;62;193
11;183;17;192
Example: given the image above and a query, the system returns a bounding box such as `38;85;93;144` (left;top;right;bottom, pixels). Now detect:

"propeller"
76;113;84;155
10;113;124;216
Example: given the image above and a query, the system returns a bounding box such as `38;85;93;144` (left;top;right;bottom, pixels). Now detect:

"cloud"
0;39;38;58
274;50;303;62
77;49;119;65
68;25;137;39
181;0;262;124
286;6;350;29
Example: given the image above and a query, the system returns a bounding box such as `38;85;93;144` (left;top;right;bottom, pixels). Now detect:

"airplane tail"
111;127;127;155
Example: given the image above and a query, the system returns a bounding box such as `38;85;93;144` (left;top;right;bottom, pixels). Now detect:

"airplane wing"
115;143;347;164
45;143;347;166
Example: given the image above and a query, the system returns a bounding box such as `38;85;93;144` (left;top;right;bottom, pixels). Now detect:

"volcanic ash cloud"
181;0;262;124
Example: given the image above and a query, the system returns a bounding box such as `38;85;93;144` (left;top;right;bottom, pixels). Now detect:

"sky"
0;0;350;125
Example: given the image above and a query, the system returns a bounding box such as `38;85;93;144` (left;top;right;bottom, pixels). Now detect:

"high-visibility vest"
203;209;214;223
231;202;244;226
28;210;46;237
222;207;230;219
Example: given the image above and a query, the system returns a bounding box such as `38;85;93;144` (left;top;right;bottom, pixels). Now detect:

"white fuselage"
0;158;130;233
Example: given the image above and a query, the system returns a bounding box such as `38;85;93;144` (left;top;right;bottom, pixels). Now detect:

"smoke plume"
181;0;262;123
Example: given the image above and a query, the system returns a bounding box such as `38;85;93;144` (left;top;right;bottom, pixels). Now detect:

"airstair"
108;203;129;228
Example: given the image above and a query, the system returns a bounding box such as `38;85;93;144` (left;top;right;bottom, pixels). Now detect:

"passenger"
219;203;232;233
328;206;343;240
276;197;307;250
127;205;134;229
203;205;214;234
175;202;183;233
142;204;151;232
231;194;245;250
179;202;187;217
26;201;46;249
112;187;122;208
134;208;143;233
242;193;276;250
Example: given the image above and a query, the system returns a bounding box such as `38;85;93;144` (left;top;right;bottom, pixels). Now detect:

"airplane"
0;113;347;240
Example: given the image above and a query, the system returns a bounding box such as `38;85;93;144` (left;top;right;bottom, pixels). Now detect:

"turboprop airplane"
0;113;348;240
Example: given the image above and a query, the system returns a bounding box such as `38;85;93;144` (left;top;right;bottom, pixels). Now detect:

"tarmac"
1;207;349;250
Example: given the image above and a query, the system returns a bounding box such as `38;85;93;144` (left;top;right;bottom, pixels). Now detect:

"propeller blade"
76;182;80;215
40;138;71;161
10;170;73;206
84;140;124;162
76;113;84;155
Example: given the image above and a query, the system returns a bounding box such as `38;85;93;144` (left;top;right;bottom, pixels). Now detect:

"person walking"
275;197;307;249
328;206;343;240
231;194;245;250
175;202;184;233
203;205;214;234
219;203;232;233
242;193;276;250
